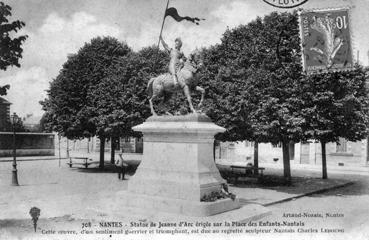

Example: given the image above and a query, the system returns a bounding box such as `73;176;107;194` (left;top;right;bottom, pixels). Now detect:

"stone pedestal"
123;114;240;216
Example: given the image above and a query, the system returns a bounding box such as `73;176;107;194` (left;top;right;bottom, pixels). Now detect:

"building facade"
0;97;11;131
57;136;143;158
217;139;369;168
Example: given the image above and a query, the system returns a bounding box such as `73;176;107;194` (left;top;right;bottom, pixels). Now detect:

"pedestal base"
121;192;240;217
129;114;241;216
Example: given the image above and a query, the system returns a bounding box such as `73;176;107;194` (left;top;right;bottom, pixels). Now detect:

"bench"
227;165;265;184
66;157;94;169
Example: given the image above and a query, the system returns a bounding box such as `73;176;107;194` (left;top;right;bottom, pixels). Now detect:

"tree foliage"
200;12;303;182
13;113;26;132
201;12;303;142
301;66;369;143
41;37;132;139
300;66;369;178
0;2;28;95
87;46;168;138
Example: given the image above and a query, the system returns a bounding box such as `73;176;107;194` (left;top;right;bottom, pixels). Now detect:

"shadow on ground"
312;179;369;197
217;164;365;198
69;162;138;175
66;162;368;198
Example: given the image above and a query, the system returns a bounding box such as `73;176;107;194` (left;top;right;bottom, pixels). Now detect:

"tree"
200;11;369;183
200;12;303;183
13;113;26;132
39;113;48;132
87;46;169;163
300;66;369;179
0;2;28;95
41;37;131;168
4;113;26;132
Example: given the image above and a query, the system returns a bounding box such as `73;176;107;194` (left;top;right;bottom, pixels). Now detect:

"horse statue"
147;51;205;116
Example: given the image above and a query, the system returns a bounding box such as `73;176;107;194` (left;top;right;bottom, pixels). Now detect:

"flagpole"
157;0;170;49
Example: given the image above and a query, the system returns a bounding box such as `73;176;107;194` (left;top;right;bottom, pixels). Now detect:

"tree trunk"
253;141;259;175
111;137;115;164
282;141;291;184
321;141;328;179
213;140;216;162
99;136;105;169
66;139;69;158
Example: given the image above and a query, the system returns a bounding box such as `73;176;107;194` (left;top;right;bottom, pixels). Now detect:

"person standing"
116;152;128;180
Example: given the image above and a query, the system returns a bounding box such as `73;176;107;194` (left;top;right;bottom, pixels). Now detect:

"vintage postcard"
0;0;368;240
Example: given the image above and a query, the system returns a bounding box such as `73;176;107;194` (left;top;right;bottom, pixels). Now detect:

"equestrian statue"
147;36;205;116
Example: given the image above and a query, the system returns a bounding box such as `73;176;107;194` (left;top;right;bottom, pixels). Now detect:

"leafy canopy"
0;2;28;95
41;37;131;138
201;12;304;144
300;66;369;143
87;46;168;138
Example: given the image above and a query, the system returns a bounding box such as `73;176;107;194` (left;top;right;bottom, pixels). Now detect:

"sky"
1;0;368;118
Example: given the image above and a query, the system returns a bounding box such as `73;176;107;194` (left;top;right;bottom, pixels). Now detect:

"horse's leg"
149;95;157;116
150;83;162;116
183;85;196;113
148;78;157;116
150;79;166;116
195;86;205;108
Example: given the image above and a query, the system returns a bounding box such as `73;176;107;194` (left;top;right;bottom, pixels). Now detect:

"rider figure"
160;36;186;87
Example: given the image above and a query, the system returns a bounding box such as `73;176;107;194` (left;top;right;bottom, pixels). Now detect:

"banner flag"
165;7;205;25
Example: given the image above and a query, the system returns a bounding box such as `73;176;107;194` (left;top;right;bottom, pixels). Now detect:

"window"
244;141;254;147
272;142;282;148
336;138;348;153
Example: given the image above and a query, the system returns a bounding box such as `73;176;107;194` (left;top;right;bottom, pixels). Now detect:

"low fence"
0;132;55;157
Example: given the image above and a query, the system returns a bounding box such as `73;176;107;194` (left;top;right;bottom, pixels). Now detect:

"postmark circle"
262;0;309;9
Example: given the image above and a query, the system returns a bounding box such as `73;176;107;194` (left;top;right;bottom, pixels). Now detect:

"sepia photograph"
0;0;369;239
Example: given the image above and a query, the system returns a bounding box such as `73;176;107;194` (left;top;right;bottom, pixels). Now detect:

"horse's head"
186;50;203;73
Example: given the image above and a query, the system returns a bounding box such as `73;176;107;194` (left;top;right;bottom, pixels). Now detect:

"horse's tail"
146;77;155;98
